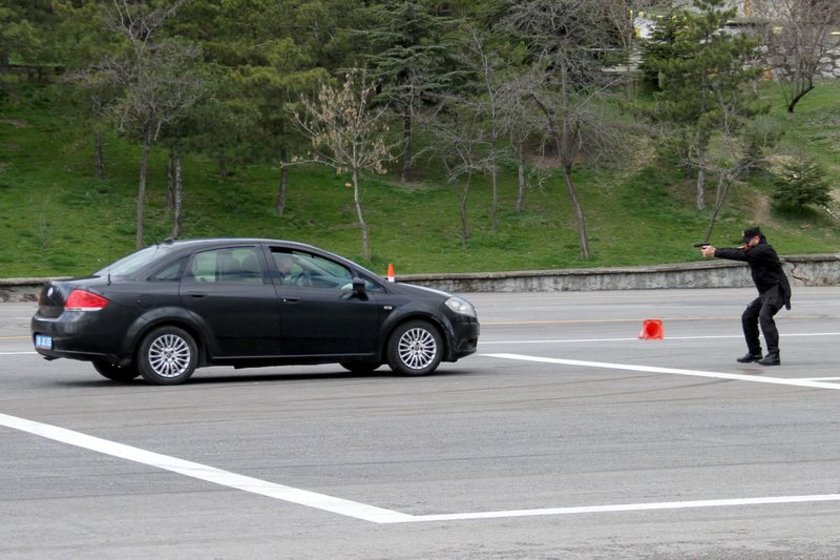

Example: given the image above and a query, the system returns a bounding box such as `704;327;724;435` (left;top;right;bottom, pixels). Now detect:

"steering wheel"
294;271;312;287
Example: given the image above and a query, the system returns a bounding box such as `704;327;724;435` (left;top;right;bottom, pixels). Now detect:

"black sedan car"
31;239;479;385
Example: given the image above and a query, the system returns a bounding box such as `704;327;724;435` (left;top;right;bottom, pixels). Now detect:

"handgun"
693;243;710;248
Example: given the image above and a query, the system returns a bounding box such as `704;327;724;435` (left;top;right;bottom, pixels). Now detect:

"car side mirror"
352;277;367;299
341;277;368;300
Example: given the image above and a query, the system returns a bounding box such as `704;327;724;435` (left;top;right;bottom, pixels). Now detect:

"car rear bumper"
31;312;125;363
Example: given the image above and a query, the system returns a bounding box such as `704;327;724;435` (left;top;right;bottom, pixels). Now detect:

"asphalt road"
2;287;840;560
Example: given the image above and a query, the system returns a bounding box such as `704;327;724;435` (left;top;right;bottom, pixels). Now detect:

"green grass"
1;81;839;278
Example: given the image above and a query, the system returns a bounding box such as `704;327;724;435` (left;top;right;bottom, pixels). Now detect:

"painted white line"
482;332;840;345
5;410;840;524
403;493;840;523
483;353;840;391
0;351;36;355
0;412;412;524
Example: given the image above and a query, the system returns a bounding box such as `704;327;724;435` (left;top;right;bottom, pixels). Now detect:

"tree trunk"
559;66;590;260
166;150;175;211
695;161;706;210
169;149;183;239
490;165;499;232
703;171;732;243
515;140;526;213
562;163;590;260
136;135;151;249
276;145;289;216
786;80;814;113
400;108;412;183
459;176;471;250
352;168;370;260
94;131;105;180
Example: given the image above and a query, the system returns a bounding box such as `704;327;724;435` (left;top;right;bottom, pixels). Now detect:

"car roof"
156;238;371;274
161;238;312;249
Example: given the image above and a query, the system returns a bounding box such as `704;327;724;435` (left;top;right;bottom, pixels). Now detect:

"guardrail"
2;254;838;303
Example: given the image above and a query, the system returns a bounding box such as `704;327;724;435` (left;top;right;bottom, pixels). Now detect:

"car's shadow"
58;366;480;387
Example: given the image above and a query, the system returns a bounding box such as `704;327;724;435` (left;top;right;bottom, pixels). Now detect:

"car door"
179;245;283;357
268;247;383;356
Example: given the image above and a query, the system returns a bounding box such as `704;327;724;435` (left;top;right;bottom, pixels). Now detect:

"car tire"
386;320;442;376
137;326;198;385
93;360;140;382
339;359;381;374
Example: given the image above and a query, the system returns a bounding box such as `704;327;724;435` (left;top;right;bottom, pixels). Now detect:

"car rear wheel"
386;320;442;376
137;326;198;385
93;360;140;382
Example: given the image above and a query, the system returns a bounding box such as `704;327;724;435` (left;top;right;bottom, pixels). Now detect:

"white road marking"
5;410;840;524
0;412;412;524
0;351;36;355
483;353;840;391
481;332;840;345
5;348;840;524
402;493;840;523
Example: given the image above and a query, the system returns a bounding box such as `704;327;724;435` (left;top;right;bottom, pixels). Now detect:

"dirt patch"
750;193;772;225
0;118;29;128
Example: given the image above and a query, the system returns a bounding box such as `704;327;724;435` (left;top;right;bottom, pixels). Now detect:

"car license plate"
34;334;53;350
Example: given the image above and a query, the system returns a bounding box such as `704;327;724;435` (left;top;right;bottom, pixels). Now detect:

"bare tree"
457;26;514;232
506;0;630;259
292;69;394;260
755;0;840;112
423;94;499;250
99;0;203;248
697;74;774;242
498;73;546;214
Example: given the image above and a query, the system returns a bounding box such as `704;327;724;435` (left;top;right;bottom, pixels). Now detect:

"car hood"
384;282;470;308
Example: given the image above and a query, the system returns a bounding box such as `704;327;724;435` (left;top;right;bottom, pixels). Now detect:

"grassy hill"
1;81;839;279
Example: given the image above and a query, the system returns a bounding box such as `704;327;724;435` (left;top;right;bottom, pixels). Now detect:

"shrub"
771;157;831;211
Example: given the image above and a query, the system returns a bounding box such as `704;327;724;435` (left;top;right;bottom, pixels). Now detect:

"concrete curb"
3;254;838;302
399;254;840;293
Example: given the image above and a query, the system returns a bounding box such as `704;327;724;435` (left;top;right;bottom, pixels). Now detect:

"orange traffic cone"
386;263;395;283
639;319;664;340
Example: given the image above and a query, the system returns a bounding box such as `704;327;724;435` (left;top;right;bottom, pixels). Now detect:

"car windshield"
95;244;175;277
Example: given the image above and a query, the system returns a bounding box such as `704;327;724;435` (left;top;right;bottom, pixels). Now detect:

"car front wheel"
137;326;198;385
386;320;442;376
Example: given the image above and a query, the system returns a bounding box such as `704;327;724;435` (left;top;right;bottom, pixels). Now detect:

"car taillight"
65;290;110;311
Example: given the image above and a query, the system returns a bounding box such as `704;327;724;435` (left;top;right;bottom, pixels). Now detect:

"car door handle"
281;297;299;304
186;291;206;298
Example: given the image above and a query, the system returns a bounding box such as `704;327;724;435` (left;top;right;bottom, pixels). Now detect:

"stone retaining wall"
3;254;838;303
399;254;840;293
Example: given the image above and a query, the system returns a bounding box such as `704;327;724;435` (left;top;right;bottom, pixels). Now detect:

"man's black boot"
758;352;780;366
737;353;762;363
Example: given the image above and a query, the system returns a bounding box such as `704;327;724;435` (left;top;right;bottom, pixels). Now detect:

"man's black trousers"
742;285;784;355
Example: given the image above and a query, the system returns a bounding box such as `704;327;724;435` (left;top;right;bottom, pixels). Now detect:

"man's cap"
742;226;761;243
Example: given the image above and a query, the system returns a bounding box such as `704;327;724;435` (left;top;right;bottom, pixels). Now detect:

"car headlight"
445;296;477;318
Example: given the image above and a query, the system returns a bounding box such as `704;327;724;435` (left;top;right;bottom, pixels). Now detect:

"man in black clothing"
700;227;791;366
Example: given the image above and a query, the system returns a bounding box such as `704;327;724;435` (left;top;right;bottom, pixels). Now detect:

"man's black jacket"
714;240;792;309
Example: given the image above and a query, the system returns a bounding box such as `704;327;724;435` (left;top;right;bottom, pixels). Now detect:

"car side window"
357;273;384;293
271;249;352;289
148;258;187;282
185;247;264;284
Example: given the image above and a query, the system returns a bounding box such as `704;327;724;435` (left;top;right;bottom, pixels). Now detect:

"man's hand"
700;245;716;259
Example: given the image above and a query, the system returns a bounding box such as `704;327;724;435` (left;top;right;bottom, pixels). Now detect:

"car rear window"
95;245;176;277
